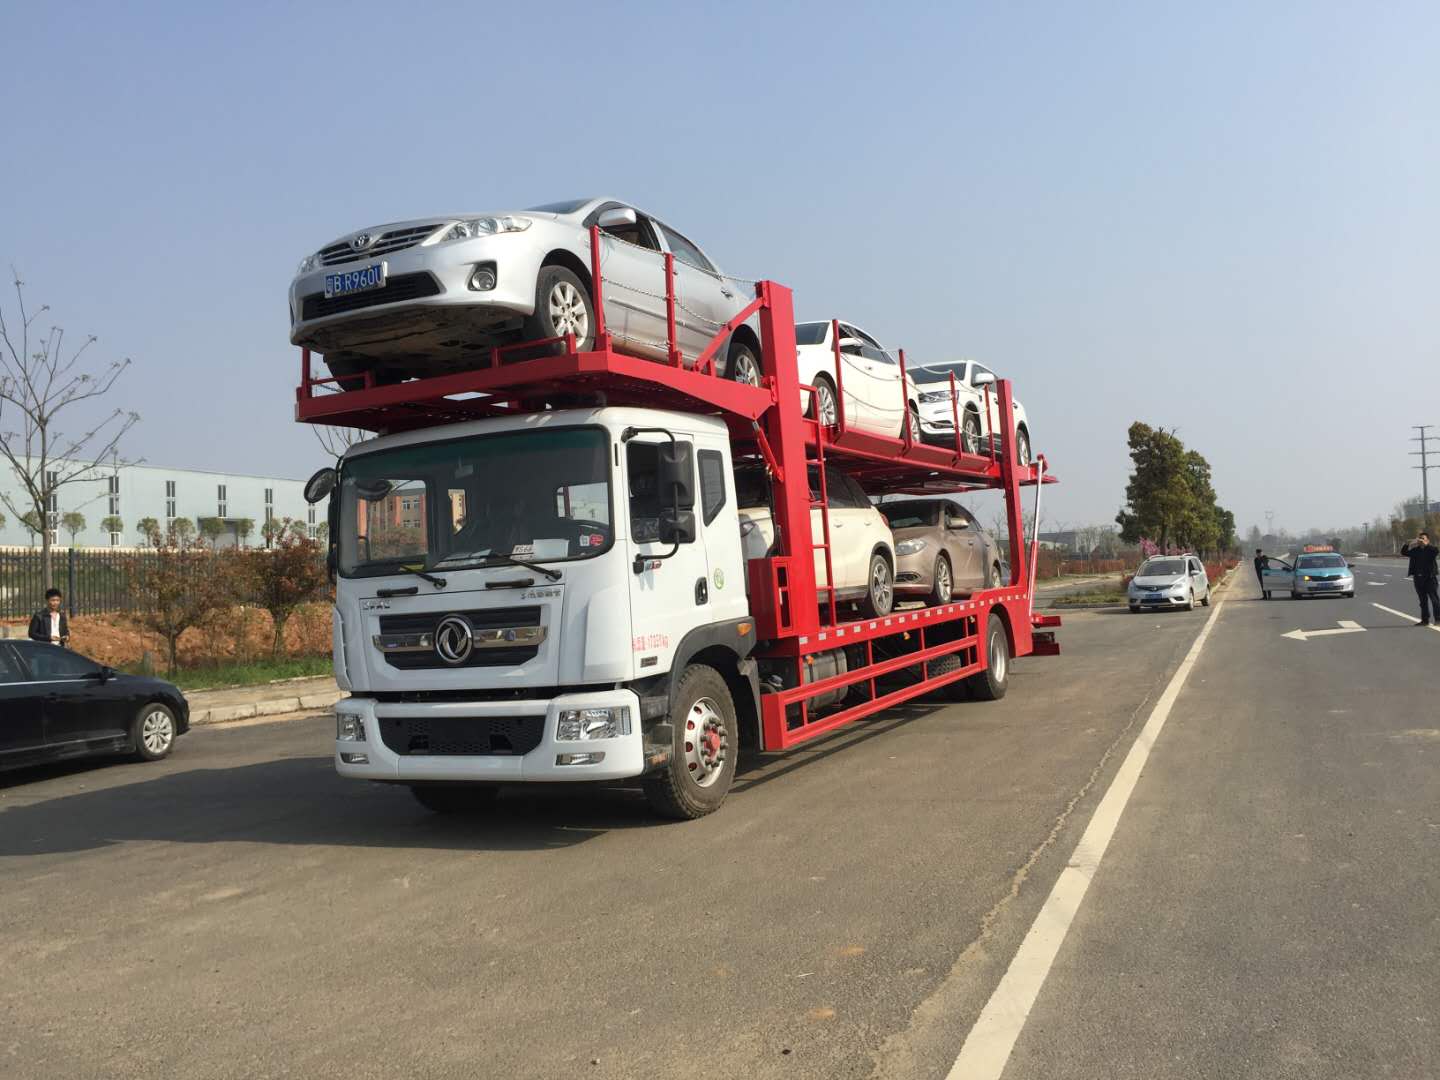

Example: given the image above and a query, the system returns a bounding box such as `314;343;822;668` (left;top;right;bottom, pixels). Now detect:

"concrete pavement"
186;675;343;725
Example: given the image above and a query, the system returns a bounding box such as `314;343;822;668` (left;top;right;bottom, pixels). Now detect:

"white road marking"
1281;620;1365;642
1372;602;1440;632
945;587;1227;1080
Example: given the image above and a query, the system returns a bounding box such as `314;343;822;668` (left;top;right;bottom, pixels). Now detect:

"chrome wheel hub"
872;559;893;611
549;281;588;339
989;631;1007;682
937;561;952;601
816;384;838;426
141;710;173;754
732;352;761;386
682;697;728;788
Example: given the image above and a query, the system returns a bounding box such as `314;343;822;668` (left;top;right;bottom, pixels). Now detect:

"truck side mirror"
658;510;697;545
657;443;695;511
304;467;337;504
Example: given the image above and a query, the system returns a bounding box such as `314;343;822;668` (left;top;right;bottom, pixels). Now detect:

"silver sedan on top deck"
289;197;764;385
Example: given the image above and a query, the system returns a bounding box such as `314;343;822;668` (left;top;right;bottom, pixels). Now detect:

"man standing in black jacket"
28;588;70;646
1399;532;1440;626
1253;548;1268;599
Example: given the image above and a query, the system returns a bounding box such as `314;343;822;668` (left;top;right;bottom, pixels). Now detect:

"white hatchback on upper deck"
289;197;764;386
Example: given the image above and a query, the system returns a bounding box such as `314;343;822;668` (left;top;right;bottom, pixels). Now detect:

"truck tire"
926;651;971;702
965;618;1010;702
521;266;596;353
861;551;895;617
409;784;499;814
643;665;738;820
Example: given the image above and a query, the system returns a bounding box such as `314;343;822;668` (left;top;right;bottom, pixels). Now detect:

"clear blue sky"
4;1;1437;536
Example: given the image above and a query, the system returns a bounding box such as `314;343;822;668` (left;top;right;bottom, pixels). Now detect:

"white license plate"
324;262;387;299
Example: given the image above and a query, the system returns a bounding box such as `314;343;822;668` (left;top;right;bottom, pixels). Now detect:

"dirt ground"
1;602;331;667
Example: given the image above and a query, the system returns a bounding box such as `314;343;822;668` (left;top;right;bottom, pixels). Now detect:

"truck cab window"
699;450;726;525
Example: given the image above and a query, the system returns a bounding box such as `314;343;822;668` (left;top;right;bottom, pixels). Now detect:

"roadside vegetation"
123;654;334;692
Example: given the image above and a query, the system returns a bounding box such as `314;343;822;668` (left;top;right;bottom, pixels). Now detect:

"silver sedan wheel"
682;697;728;789
548;280;589;339
730;350;762;386
141;708;174;755
935;558;953;603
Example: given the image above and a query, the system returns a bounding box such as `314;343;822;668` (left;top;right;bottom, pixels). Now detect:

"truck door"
1260;557;1294;598
626;433;713;674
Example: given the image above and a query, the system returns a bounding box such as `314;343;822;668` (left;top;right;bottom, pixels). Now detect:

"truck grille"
301;272;441;321
376;606;543;670
319;224;441;267
378;714;545;757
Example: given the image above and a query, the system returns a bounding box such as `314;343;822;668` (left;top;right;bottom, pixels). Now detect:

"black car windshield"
1297;554;1347;568
880;502;940;528
795;322;830;346
339;427;612;578
1139;558;1186;576
524;197;594;214
910;364;966;384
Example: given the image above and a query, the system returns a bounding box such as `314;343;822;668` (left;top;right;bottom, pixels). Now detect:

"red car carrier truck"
296;230;1059;818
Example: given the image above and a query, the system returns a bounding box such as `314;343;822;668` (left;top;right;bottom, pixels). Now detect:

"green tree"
236;531;330;656
100;514;124;540
260;516;284;548
197;516;226;546
168;517;196;546
129;535;229;673
60;511;87;544
19;509;43;547
136;516;161;547
0;510;6;532
1115;423;1192;551
235;517;255;548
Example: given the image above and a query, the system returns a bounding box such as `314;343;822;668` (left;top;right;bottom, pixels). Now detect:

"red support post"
664;253;681;367
829;319;847;431
588;226;607;344
897;348;912;449
984;383;996;462
757;282;818;639
998;378;1024;590
948;371;961;456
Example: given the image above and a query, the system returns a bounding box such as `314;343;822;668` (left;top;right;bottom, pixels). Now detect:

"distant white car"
794;321;919;439
909;359;1033;465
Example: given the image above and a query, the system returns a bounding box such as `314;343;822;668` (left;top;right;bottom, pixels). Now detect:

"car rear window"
795;322;830;346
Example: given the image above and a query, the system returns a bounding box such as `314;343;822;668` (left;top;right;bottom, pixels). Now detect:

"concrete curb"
191;689;344;727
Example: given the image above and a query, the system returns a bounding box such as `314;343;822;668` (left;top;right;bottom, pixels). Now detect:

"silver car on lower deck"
289;197;763;384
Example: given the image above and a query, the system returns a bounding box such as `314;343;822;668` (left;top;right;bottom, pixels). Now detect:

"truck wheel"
965;618;1010;701
409;784;499;814
930;554;954;605
926;651;972;702
643;665;738;820
521;266;595;352
133;703;177;762
861;552;895;617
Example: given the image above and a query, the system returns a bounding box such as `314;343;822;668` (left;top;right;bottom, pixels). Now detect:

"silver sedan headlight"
297;253;320;275
895;538;928;556
441;216;533;242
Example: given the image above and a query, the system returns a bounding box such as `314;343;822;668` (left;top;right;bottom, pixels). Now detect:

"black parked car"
0;640;189;772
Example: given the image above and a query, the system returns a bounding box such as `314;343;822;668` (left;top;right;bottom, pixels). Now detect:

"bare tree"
0;271;139;587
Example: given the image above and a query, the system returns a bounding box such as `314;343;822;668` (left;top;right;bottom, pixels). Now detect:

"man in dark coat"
1399;532;1440;626
1253;548;1268;599
28;588;70;646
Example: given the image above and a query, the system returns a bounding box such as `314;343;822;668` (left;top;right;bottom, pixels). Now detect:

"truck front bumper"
333;689;646;783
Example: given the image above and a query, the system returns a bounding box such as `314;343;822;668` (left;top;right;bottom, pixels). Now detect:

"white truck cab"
316;405;759;816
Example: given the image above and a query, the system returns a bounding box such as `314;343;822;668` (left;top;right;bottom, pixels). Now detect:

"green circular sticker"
713;568;725;590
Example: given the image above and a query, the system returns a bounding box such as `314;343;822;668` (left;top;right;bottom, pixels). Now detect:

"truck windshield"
338;427;612;578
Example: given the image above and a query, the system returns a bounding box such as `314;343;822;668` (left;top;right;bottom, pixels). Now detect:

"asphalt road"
2;563;1434;1079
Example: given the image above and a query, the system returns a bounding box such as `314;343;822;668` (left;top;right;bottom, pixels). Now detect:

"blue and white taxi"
1259;551;1355;599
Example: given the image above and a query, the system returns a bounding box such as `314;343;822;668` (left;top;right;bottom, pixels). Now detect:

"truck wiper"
479;552;562;581
396;564;448;589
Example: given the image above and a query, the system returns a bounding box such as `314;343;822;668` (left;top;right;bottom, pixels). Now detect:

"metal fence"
0;547;161;619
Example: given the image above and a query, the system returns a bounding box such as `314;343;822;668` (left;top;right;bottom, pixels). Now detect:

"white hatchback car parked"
734;461;896;616
794;321;919;439
1127;555;1210;612
910;359;1033;465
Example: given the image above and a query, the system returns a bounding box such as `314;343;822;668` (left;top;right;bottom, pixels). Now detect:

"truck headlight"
336;712;365;741
557;706;631;741
896;538;927;556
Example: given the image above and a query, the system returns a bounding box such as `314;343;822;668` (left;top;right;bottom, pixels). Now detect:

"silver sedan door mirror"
596;206;638;229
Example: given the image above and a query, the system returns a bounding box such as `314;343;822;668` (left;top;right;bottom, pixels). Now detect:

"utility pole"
1413;425;1438;515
